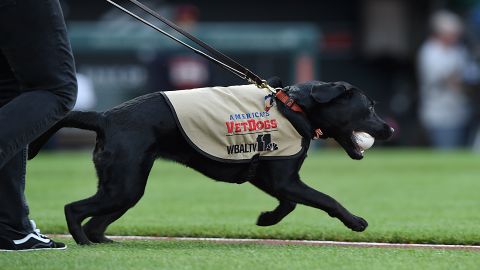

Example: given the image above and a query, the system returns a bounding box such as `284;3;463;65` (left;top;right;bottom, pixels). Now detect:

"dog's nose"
381;125;395;140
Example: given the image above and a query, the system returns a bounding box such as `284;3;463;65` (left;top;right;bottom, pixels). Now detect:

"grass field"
1;149;479;269
2;239;479;270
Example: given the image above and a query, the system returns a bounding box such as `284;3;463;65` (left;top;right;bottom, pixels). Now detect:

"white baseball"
353;132;375;150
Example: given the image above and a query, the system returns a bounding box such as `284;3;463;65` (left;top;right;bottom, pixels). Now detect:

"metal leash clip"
255;80;277;94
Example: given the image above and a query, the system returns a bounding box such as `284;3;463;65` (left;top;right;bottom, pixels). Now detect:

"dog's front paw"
256;211;282;227
343;215;368;232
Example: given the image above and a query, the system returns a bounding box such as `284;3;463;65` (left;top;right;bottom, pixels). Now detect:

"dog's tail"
28;111;105;160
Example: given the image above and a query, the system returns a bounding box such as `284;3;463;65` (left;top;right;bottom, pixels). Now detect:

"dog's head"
282;81;394;160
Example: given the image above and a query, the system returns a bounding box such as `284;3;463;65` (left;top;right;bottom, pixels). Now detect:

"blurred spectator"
174;4;199;32
417;10;476;149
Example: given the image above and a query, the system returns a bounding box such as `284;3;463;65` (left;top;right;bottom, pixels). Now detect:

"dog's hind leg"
64;193;108;245
65;156;154;245
249;179;296;226
82;208;129;243
65;179;149;245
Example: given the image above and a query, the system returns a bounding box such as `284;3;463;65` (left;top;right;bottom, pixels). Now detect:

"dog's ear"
310;82;348;103
267;76;283;88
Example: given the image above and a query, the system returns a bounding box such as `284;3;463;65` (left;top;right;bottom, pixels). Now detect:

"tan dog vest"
162;85;304;162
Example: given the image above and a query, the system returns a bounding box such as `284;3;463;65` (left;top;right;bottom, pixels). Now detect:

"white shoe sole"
0;245;67;252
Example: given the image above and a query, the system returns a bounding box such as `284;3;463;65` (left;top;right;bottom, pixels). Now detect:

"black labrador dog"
29;79;393;245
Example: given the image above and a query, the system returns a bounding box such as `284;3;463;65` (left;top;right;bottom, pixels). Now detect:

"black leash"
106;0;275;92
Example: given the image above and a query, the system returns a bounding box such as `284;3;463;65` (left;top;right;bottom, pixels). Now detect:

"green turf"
23;149;480;245
1;149;477;269
1;239;479;270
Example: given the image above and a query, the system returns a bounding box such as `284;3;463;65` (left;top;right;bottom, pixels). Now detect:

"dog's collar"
275;89;305;115
275;89;323;140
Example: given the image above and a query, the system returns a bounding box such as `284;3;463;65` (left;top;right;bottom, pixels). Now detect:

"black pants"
0;0;77;237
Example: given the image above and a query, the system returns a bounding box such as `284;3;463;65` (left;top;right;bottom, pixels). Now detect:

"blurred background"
53;0;480;151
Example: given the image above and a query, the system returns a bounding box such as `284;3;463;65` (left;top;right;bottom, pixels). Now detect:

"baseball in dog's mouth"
350;131;377;159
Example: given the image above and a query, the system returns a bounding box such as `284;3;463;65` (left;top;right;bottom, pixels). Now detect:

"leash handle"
107;0;271;91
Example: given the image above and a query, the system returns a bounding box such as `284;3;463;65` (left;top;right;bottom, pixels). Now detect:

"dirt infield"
51;235;480;251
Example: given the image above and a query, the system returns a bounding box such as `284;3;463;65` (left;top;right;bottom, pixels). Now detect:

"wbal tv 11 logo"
226;134;278;155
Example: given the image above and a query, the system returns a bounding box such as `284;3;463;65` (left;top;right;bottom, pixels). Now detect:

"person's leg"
0;0;76;250
0;36;32;241
0;0;77;169
0;149;29;239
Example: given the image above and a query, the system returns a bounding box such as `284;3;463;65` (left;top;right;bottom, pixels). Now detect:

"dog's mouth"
315;125;389;160
335;131;374;160
314;128;366;159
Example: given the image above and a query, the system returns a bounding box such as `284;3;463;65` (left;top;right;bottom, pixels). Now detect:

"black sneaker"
0;220;66;251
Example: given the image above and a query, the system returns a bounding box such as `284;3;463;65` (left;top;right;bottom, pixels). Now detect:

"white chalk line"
50;235;480;251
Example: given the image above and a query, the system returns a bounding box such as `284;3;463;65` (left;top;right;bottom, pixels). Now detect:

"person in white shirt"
418;10;473;149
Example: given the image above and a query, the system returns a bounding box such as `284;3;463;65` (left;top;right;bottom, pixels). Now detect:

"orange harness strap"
275;89;323;139
275;90;306;116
